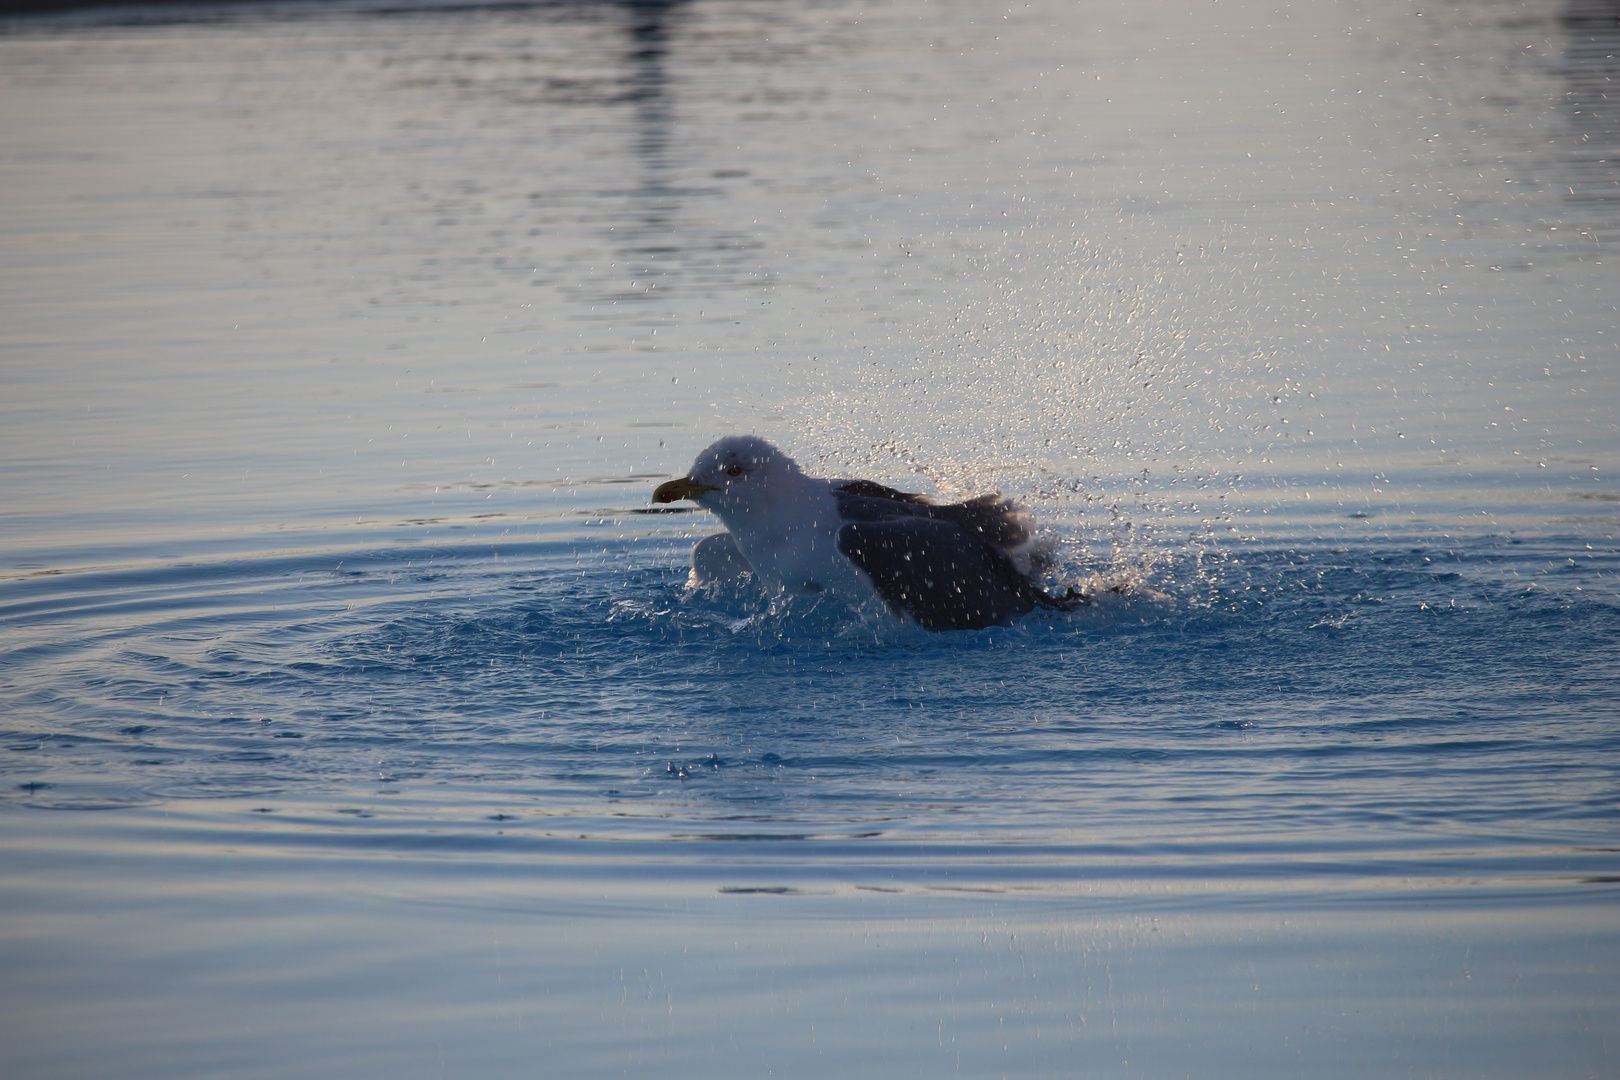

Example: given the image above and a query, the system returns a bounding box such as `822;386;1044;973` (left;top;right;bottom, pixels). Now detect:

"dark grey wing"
833;479;932;504
837;519;1041;631
835;489;1033;553
833;493;932;524
926;494;1033;551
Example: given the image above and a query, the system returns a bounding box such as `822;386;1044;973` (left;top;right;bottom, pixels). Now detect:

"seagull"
652;435;1085;630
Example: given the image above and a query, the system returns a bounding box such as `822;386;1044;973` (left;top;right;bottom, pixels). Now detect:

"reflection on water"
1410;0;1620;236
622;0;684;227
1563;0;1620;210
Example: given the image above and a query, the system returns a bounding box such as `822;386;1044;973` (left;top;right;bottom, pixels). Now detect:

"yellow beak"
653;476;717;503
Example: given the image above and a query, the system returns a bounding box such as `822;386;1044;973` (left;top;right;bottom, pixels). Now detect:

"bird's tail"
1033;582;1129;611
1032;586;1090;611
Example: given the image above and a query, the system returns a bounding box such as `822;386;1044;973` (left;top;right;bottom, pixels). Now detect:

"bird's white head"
652;435;803;513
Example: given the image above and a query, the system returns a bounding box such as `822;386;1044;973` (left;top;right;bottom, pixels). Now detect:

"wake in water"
2;523;1615;839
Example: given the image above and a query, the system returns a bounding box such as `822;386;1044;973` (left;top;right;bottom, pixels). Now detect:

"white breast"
711;482;874;600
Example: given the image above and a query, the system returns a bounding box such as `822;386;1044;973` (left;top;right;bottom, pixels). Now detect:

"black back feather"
833;486;1033;551
836;519;1042;630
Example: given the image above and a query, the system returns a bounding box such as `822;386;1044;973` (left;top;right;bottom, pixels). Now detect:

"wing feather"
836;519;1040;630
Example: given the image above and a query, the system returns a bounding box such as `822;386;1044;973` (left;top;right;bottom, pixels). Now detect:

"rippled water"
2;1;1618;1076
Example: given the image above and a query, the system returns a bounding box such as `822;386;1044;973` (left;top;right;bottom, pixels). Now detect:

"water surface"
2;1;1617;1076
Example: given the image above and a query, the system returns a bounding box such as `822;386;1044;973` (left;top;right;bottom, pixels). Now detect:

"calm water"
2;0;1618;1076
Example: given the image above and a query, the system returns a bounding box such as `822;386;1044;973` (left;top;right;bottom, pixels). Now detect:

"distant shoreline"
2;0;256;12
0;0;306;14
0;0;579;17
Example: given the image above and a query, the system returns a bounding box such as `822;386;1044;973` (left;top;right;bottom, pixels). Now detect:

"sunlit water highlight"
2;0;1618;1076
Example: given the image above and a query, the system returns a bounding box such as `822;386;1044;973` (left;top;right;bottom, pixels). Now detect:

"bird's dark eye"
726;465;744;477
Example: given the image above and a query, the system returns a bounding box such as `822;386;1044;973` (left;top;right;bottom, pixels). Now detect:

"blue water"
2;0;1618;1076
8;527;1620;852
